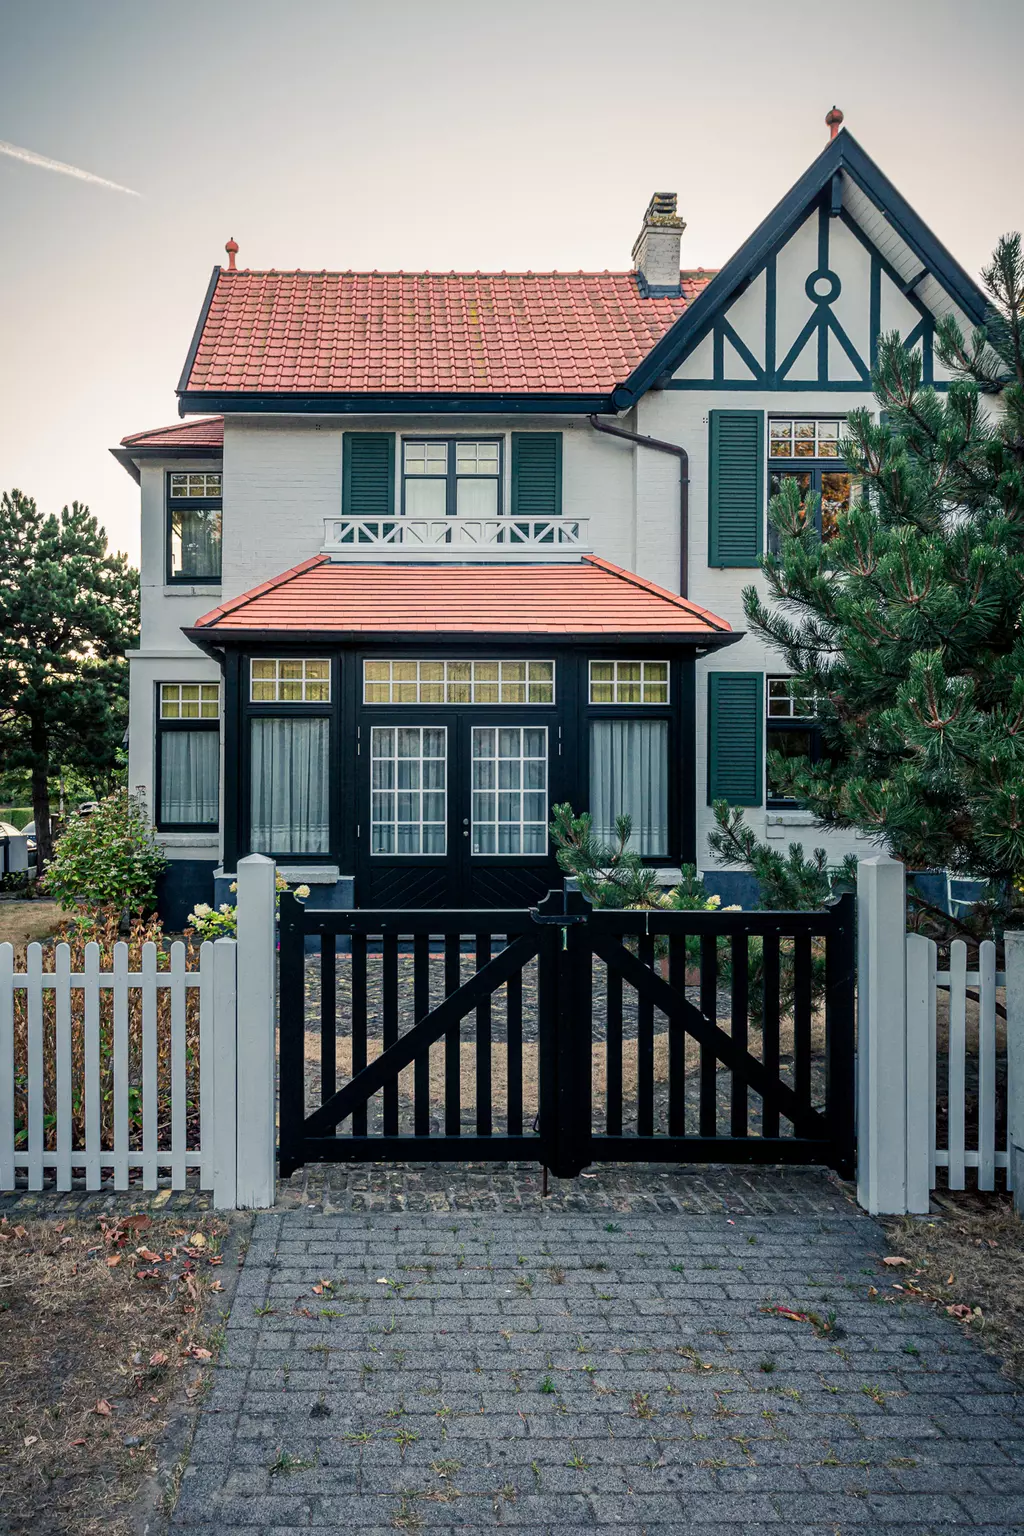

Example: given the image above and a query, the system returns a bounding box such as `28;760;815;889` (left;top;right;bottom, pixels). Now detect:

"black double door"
355;711;563;909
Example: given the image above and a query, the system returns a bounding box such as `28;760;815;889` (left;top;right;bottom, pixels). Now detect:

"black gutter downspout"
587;415;690;598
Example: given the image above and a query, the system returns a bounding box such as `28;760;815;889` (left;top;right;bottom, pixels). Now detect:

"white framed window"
472;726;548;856
159;682;220;719
766;676;816;720
370;726;447;855
250;658;331;704
363;659;554;706
768;418;843;459
402;438;501;517
169;471;223;498
588;661;669;705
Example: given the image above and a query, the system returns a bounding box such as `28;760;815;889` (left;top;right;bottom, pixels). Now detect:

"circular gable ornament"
805;268;841;304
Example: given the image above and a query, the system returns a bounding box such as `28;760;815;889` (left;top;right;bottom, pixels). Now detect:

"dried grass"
0;1209;239;1536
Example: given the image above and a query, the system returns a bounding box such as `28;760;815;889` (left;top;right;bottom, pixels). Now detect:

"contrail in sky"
0;139;140;196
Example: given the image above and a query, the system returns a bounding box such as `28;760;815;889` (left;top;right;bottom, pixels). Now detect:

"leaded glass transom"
159;682;221;719
250;659;331;704
588;661;669;705
363;659;554;706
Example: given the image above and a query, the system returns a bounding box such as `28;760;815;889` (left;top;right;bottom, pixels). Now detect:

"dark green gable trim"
511;433;562;517
708;410;764;568
342;432;395;517
708;672;763;806
613;129;990;409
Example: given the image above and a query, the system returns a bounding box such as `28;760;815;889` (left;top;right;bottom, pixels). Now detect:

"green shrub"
41;791;166;916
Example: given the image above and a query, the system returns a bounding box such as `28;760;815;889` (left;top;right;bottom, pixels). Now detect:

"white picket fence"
858;855;1020;1215
0;854;278;1209
906;935;1009;1200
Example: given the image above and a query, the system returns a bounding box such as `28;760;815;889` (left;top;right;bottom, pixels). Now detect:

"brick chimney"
631;193;685;296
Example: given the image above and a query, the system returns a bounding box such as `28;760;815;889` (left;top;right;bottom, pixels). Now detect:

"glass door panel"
370;725;447;855
471;725;548;855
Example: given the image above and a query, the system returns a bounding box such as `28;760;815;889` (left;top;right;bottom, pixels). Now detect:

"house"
113;115;993;926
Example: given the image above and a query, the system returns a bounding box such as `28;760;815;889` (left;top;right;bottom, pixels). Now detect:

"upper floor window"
589;661;669;705
768;418;854;545
402;439;501;517
167;471;222;582
250;658;331;704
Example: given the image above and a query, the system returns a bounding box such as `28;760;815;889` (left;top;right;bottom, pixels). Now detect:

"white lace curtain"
589;719;668;856
159;731;219;825
250;717;330;854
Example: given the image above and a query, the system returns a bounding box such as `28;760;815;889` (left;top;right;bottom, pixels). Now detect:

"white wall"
126;652;223;864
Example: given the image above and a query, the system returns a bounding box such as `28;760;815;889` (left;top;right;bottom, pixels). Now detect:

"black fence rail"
278;889;856;1179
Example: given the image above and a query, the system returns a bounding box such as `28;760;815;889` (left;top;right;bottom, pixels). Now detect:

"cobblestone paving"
174;1166;1024;1533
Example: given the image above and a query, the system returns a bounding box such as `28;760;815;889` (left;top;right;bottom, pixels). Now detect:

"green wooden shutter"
342;433;395;516
708;672;764;806
708;410;764;566
511;433;562;517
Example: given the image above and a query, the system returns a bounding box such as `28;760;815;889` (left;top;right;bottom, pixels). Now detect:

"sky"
1;0;1022;567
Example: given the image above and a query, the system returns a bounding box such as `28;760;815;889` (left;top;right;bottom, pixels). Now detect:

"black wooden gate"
278;889;856;1179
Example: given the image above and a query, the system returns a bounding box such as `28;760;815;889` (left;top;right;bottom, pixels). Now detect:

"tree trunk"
30;722;53;868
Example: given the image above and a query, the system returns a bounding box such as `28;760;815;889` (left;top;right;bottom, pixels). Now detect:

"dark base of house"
156;860;221;932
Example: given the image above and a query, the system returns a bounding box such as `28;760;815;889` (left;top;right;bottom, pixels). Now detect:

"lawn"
0;899;61;949
0;1208;250;1536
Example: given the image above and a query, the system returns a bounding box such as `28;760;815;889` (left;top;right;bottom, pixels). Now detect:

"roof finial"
825;105;844;142
224;237;239;273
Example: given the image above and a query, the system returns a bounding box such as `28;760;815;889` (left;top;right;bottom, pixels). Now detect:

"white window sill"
766;809;817;826
214;864;343;884
157;833;220;848
161;586;222;599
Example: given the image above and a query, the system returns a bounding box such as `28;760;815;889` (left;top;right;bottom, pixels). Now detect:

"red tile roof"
181;270;715;397
120;418;224;449
189;555;731;639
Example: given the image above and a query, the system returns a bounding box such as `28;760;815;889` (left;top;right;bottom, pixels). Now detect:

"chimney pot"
224;237;239;272
631;192;685;296
825;105;844;141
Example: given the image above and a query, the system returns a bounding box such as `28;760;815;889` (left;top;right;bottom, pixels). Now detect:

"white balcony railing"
321;515;591;562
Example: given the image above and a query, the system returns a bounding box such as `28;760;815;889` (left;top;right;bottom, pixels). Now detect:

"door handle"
462;818;469;825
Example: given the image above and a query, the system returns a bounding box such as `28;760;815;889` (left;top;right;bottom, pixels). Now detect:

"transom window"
370;726;447;855
167;471;222;583
159;682;220;719
402;438;501;517
364;659;554;706
589;661;669;705
169;472;223;498
472;726;548;856
768;419;843;458
767;676;816;720
250;659;331;703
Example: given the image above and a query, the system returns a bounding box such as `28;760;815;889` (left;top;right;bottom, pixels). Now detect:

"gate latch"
529;909;588;926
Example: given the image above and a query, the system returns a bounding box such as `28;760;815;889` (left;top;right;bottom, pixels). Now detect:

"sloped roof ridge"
193;554;327;630
121;416;223;446
582;555;731;631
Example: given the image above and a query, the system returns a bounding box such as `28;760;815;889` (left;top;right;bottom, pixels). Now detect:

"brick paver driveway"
174;1167;1024;1533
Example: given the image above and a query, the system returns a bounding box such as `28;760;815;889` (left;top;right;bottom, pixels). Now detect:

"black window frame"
583;654;681;863
400;436;503;518
155;683;221;833
242;653;340;863
166;469;223;585
767;417;852;550
765;675;821;809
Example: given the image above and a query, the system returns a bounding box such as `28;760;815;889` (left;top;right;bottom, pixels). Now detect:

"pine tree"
0;492;138;866
739;234;1024;933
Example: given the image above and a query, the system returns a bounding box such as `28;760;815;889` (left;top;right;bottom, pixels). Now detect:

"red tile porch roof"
188;555;732;640
120;418;224;450
179;270;715;398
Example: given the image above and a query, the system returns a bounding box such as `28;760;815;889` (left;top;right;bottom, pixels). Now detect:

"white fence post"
1006;931;1024;1213
905;932;936;1214
857;856;911;1214
234;854;278;1209
210;936;238;1209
